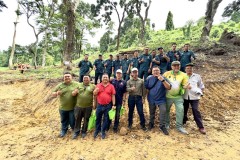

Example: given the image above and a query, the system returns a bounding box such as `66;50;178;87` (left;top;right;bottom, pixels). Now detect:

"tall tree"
201;0;223;41
8;3;21;69
0;0;7;12
222;0;240;22
165;11;174;31
131;0;152;45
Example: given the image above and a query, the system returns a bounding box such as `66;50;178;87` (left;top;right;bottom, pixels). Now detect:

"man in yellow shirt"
163;61;189;134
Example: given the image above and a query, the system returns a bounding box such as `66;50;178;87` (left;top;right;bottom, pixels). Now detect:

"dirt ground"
0;50;240;160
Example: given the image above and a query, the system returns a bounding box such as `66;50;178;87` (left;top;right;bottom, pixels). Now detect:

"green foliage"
165;11;174;31
230;11;240;23
222;0;240;17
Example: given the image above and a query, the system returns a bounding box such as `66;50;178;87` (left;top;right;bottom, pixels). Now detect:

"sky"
0;0;234;51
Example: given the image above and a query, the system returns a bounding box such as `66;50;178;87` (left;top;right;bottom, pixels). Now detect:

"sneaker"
160;126;169;135
93;131;99;139
81;132;87;138
59;131;67;138
199;128;206;134
101;132;106;139
72;132;79;139
177;127;188;135
141;126;148;132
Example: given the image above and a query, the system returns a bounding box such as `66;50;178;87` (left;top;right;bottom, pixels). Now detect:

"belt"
97;103;111;107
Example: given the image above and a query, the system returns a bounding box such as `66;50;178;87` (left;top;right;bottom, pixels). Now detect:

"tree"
165;11;174;31
0;0;7;12
131;0;152;45
8;3;22;69
222;0;240;17
91;0;133;51
201;0;223;42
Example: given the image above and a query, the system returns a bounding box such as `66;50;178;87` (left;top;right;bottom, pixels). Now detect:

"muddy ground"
0;48;240;160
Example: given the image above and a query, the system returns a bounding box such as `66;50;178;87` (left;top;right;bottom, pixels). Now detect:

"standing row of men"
53;59;206;139
78;43;196;84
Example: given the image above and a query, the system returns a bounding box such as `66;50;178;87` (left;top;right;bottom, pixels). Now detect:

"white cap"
116;69;122;73
131;68;138;72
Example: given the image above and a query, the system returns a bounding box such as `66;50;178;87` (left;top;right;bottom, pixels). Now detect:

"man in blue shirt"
130;51;139;70
78;54;93;82
108;69;127;133
180;44;196;72
93;54;104;84
112;55;122;78
150;50;160;70
104;54;113;78
145;66;171;135
138;47;152;80
158;47;170;74
121;54;131;81
167;43;181;71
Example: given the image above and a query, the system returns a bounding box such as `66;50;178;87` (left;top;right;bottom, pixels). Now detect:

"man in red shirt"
93;73;116;139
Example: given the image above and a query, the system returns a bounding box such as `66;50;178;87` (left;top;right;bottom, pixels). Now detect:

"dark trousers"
95;72;103;84
95;103;112;134
149;103;166;128
59;109;75;133
128;95;145;127
74;107;92;134
181;66;186;72
107;72;112;79
183;99;204;128
79;74;84;82
138;69;149;80
123;73;129;81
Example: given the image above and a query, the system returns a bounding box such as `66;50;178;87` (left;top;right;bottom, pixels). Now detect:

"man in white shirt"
183;63;206;134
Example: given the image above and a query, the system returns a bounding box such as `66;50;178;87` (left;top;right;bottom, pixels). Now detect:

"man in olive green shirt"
72;75;95;139
52;72;79;138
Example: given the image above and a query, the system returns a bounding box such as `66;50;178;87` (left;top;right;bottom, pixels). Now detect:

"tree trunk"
116;23;121;51
42;30;48;67
201;0;223;41
63;0;76;70
8;22;18;69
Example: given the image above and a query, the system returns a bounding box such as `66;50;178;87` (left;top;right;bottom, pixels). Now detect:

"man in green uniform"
94;54;104;84
121;54;131;81
112;54;122;78
180;44;196;72
72;75;96;139
130;50;139;70
167;43;181;71
138;47;152;80
104;54;113;78
78;54;93;82
158;47;170;74
52;72;78;137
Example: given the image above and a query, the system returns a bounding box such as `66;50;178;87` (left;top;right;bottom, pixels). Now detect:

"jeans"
95;103;112;134
128;95;145;127
183;99;204;128
95;72;103;84
74;106;92;134
166;98;184;128
138;69;149;80
59;109;75;133
149;103;167;128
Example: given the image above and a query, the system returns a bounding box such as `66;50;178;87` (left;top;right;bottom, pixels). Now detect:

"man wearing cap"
108;69;127;133
52;72;78;137
104;54;113;78
167;43;181;71
93;73;116;139
130;50;139;70
163;61;189;134
145;66;171;135
72;75;96;139
127;67;147;131
180;44;196;72
121;54;131;81
158;47;170;74
183;63;206;134
93;54;104;84
78;54;93;82
112;54;122;78
138;47;152;80
150;50;160;70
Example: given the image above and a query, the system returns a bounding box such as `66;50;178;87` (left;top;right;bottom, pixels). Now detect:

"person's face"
172;45;177;51
83;76;90;85
152;67;160;77
63;74;72;83
102;75;109;83
185;66;193;74
110;55;113;60
158;49;163;54
171;64;180;72
116;56;119;60
99;56;102;60
152;51;156;56
84;55;88;60
124;55;127;59
184;45;189;51
144;48;149;54
134;52;138;57
132;71;138;78
116;72;122;79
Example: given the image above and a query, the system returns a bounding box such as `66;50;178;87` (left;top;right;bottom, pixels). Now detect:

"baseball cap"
171;61;181;66
116;69;122;73
185;63;195;67
131;68;138;72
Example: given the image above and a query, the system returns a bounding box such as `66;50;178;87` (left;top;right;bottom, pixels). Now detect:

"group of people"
52;43;206;140
78;43;196;84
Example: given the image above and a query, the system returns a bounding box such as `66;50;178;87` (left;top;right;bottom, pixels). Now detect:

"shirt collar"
171;70;180;75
